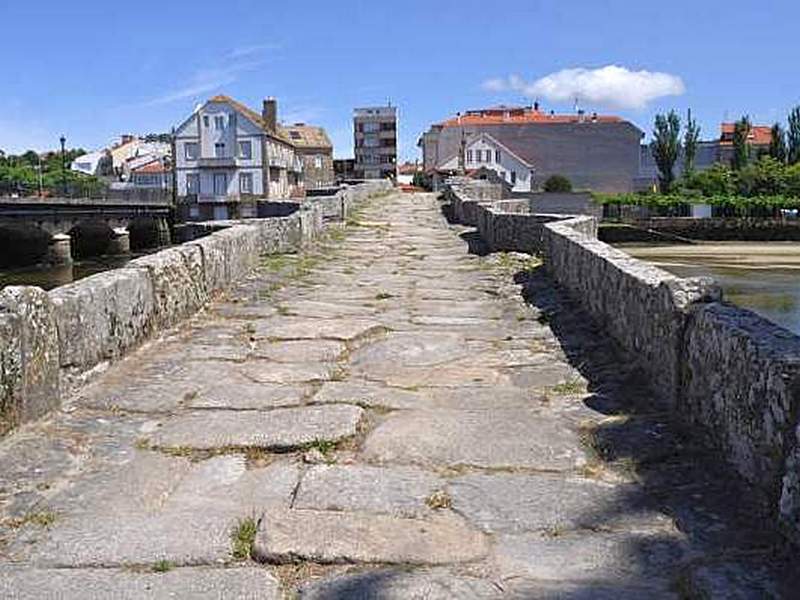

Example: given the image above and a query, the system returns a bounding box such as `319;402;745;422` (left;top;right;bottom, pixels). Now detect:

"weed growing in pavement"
231;516;258;560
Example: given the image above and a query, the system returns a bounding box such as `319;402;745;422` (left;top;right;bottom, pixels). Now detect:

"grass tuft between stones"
152;559;174;573
231;516;259;561
425;490;453;510
7;509;57;529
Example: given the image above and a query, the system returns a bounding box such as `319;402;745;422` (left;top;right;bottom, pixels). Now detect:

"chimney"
262;97;277;133
534;101;540;112
591;112;598;123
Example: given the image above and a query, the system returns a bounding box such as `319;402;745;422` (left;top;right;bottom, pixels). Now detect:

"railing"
197;157;237;168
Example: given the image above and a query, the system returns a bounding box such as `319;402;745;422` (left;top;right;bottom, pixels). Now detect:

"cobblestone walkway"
0;192;793;598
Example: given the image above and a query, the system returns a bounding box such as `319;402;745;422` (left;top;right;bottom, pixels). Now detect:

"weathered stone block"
0;286;59;428
128;244;207;328
49;267;156;369
684;303;800;506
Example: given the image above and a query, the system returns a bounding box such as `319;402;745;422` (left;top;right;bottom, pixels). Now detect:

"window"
466;150;473;163
289;131;302;140
203;115;210;127
214;143;225;158
511;171;517;185
362;122;380;133
239;172;253;194
184;142;198;160
214;115;225;130
186;173;199;194
314;155;323;168
495;150;501;163
213;172;227;195
238;140;252;159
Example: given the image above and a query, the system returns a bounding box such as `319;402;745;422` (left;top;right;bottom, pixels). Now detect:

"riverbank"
619;241;800;334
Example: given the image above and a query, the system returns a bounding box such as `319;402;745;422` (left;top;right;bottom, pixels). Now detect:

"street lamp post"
59;136;67;196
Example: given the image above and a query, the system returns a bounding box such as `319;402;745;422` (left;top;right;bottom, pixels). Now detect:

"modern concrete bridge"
0;191;795;598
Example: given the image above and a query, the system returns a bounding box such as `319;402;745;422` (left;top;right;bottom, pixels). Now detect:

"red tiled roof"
719;123;772;146
133;161;167;174
440;107;622;127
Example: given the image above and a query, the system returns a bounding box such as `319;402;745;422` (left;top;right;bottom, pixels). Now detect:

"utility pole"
59;135;67;196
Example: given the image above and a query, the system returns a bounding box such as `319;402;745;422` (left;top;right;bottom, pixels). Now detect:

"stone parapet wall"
0;182;390;434
447;182;800;546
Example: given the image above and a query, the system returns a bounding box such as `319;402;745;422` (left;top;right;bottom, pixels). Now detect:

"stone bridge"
0;183;796;597
0;197;172;265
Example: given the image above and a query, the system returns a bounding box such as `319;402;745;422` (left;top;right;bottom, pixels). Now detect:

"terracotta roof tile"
440;107;622;128
719;122;772;146
281;124;332;149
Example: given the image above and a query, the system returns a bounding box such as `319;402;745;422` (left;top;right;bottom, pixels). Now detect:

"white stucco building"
437;133;535;192
174;95;302;220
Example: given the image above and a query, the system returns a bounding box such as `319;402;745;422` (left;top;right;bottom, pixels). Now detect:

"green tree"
736;156;787;196
543;174;573;192
788;106;800;165
731;116;751;171
683;108;701;178
769;123;788;163
651;110;681;193
684;162;735;196
785;163;800;197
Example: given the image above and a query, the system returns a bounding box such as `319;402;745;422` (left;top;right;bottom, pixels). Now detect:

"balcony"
197;157;237;168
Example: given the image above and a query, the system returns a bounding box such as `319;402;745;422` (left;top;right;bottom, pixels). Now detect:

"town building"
354;105;397;180
282;124;334;189
637;122;774;189
110;135;171;179
419;105;644;193
334;158;356;182
173;95;302;220
70;150;113;177
129;159;172;190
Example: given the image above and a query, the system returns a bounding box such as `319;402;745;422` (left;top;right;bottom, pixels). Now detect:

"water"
0;255;139;291
618;242;800;334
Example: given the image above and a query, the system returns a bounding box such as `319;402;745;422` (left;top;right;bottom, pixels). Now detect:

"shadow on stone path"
0;191;795;598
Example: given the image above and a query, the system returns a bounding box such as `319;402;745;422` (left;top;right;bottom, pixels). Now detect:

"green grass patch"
231;516;258;561
152;559;174;573
550;378;587;395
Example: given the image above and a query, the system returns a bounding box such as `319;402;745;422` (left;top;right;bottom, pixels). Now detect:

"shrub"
543;175;572;193
683;163;735;196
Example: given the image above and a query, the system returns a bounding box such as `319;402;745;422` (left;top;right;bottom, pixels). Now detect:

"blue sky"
1;0;798;159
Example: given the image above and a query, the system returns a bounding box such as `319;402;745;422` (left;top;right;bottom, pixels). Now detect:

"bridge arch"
0;225;52;268
67;221;115;259
128;217;171;251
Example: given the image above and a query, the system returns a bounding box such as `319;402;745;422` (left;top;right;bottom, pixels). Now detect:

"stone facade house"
282;124;334;189
174;95;302;221
419;105;644;193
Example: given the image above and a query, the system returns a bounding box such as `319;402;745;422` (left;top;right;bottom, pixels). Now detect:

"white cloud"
482;65;685;110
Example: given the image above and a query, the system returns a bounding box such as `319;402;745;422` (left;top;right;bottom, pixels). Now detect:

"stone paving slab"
253;509;489;566
186;382;312;410
297;568;502;599
237;361;340;384
293;465;444;517
312;381;426;410
491;531;686;587
252;317;386;343
251;339;348;363
362;409;587;470
146;405;364;451
448;472;675;534
0;566;282;600
23;510;238;567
